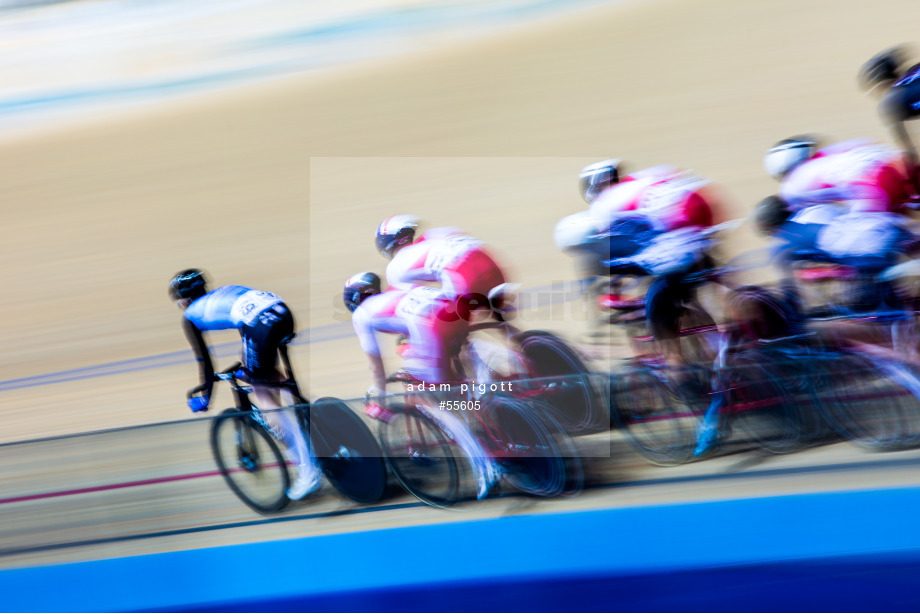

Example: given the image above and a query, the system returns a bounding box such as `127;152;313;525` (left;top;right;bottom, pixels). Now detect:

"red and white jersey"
780;139;910;214
588;166;717;233
352;286;470;383
386;227;506;299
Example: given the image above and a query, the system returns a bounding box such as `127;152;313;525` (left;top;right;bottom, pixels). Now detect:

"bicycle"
376;317;586;508
691;276;920;457
772;251;920;450
602;268;724;465
378;371;582;508
208;342;387;514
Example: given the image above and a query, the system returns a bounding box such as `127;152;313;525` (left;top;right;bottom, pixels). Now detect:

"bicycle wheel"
211;408;290;514
481;394;568;497
610;367;702;465
721;352;804;454
306;398;387;505
677;306;720;367
378;403;469;508
812;352;920;451
513;330;603;434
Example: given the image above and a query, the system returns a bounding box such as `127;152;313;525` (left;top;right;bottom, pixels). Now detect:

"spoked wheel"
481;394;568;497
513;330;603;434
676;307;720;367
211;408;290;514
721;352;805;455
378;403;469;508
625;306;719;370
307;398;387;505
610;367;703;465
813;353;920;451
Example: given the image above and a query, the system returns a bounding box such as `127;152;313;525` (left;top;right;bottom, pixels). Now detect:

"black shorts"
240;302;295;382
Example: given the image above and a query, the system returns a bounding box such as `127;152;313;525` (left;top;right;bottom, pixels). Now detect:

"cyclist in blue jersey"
168;269;320;501
860;47;920;198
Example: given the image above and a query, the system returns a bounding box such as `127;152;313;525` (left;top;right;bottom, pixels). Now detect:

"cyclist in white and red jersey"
759;137;918;312
586;162;717;234
343;272;500;499
764;136;912;214
375;215;506;318
558;159;726;387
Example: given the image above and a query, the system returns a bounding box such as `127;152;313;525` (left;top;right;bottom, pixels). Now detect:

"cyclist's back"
589;165;716;233
386;226;506;302
184;285;284;331
780;140;911;214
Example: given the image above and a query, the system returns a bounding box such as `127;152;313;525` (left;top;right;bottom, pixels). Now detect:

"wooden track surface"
3;0;920;568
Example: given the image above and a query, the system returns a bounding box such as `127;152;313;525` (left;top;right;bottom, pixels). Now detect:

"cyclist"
168;269;321;501
562;159;726;384
759;134;920;307
764;136;912;215
344;272;501;500
859;47;920;198
375;216;506;319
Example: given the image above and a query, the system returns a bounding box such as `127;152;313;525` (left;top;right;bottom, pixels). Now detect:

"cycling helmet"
343;271;382;313
859;47;906;91
579;158;621;204
763;136;818;180
168;268;208;302
375;215;419;259
752;195;792;236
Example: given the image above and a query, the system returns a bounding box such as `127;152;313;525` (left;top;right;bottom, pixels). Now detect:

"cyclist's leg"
406;309;499;497
243;304;320;496
645;274;688;370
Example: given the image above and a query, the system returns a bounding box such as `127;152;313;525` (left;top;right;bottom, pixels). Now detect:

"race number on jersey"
826;145;897;184
424;234;483;276
395;286;445;320
230;290;282;326
817;215;901;258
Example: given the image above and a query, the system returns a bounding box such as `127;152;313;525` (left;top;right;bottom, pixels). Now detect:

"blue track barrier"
5;485;920;611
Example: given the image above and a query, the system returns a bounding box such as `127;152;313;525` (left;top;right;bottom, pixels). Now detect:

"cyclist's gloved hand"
187;395;210;413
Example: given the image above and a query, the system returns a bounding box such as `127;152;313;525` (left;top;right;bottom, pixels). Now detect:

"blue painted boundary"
4;485;920;612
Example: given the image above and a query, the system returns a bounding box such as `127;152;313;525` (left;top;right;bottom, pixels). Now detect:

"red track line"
0;469;222;505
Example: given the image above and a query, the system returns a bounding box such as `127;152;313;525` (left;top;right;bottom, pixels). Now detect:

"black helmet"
579;159;622;204
753;195;792;236
375;215;419;259
169;269;208;302
859;47;906;91
344;272;381;313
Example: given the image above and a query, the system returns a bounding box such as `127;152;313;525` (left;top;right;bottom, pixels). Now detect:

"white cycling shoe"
287;466;322;501
476;462;502;500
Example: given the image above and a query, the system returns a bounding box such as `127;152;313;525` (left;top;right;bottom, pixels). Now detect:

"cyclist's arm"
352;305;394;395
182;317;215;398
366;352;387;396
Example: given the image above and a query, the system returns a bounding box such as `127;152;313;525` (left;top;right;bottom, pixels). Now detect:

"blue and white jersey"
184;285;283;331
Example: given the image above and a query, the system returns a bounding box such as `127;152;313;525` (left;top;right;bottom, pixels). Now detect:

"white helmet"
554;211;598;252
763;136;818;180
375;214;420;259
579;158;622;204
